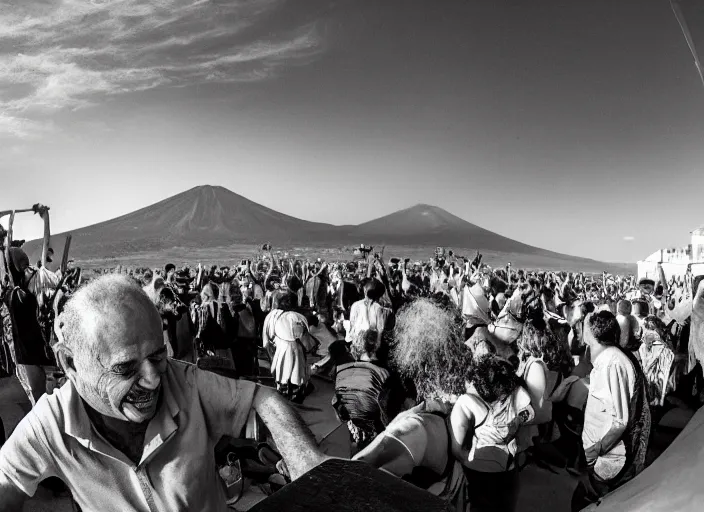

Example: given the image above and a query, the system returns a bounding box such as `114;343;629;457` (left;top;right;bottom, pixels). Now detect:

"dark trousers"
571;469;612;512
462;467;520;512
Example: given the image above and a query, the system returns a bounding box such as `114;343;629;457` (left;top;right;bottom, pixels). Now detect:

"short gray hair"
57;274;158;359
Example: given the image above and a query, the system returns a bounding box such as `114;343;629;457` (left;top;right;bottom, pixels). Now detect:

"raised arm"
657;263;669;300
313;262;328;277
33;204;51;268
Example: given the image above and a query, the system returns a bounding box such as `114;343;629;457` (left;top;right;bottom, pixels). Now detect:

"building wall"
638;261;704;281
637;227;704;280
692;233;704;263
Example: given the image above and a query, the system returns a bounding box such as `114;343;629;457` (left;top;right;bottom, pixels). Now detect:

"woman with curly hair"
516;319;565;447
352;297;471;509
450;355;534;512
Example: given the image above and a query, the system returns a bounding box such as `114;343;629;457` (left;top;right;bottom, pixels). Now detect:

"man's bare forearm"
252;387;325;480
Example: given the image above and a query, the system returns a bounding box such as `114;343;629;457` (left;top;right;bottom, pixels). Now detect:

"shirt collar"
591;345;617;369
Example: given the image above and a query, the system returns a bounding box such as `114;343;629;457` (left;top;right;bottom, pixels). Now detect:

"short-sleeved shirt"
0;358;256;512
583;346;637;480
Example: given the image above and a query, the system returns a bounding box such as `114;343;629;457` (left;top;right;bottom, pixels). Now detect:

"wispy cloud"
623;236;635;241
0;0;322;138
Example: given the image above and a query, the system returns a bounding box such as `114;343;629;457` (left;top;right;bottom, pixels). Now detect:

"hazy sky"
1;0;703;263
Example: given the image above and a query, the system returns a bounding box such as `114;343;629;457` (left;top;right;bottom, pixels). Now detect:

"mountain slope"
24;185;340;260
22;185;610;270
347;204;561;255
345;204;608;268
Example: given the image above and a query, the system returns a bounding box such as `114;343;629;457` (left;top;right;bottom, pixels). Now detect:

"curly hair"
470;355;522;404
518;319;564;372
586;310;620;347
391;297;471;400
276;292;298;312
350;329;382;360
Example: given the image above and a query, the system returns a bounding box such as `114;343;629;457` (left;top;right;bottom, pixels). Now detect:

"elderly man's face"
74;300;166;423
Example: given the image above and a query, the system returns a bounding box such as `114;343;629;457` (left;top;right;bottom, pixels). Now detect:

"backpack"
465;387;534;472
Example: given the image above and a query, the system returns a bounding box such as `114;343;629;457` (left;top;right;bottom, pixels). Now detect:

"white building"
638;226;704;280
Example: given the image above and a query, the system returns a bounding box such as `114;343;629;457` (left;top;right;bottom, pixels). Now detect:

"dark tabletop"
250;459;450;512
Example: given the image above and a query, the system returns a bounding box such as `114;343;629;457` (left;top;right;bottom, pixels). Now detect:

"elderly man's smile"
122;386;161;417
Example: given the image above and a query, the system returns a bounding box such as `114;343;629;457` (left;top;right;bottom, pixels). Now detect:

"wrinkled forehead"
82;299;162;357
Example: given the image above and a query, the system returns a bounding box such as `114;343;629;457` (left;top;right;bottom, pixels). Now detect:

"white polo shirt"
0;359;256;512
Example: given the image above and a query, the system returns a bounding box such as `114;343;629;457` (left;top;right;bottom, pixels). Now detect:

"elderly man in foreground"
0;275;327;512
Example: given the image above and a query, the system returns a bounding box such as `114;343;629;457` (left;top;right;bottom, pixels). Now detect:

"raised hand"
32;203;50;218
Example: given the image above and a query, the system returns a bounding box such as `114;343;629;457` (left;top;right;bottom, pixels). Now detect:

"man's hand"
32;203;50;218
276;459;290;480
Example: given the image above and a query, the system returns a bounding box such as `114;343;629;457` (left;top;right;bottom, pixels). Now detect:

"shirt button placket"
135;465;158;512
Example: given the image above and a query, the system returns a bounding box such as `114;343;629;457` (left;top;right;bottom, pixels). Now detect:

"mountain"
24;185;341;260
21;185;621;271
348;204;560;256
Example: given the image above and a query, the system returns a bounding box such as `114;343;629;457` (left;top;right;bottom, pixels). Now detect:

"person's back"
196;301;229;354
450;355;534;512
334;360;391;433
353;402;451;485
347;279;392;343
461;385;533;473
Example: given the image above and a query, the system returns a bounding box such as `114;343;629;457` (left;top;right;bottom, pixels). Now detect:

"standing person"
615;300;641;352
192;283;232;364
263;299;317;403
450;355;534;512
346;278;393;344
571;311;651;511
164;263;176;286
226;284;258;378
638;316;675;411
516;320;563;458
2;247;53;405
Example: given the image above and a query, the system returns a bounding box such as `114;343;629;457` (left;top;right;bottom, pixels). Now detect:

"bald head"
58;274;161;358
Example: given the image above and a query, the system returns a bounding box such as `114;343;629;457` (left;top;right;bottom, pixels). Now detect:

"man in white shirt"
346;279;392;344
572;310;651;511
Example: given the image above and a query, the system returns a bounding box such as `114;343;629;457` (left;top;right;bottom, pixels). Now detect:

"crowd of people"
1;232;704;512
